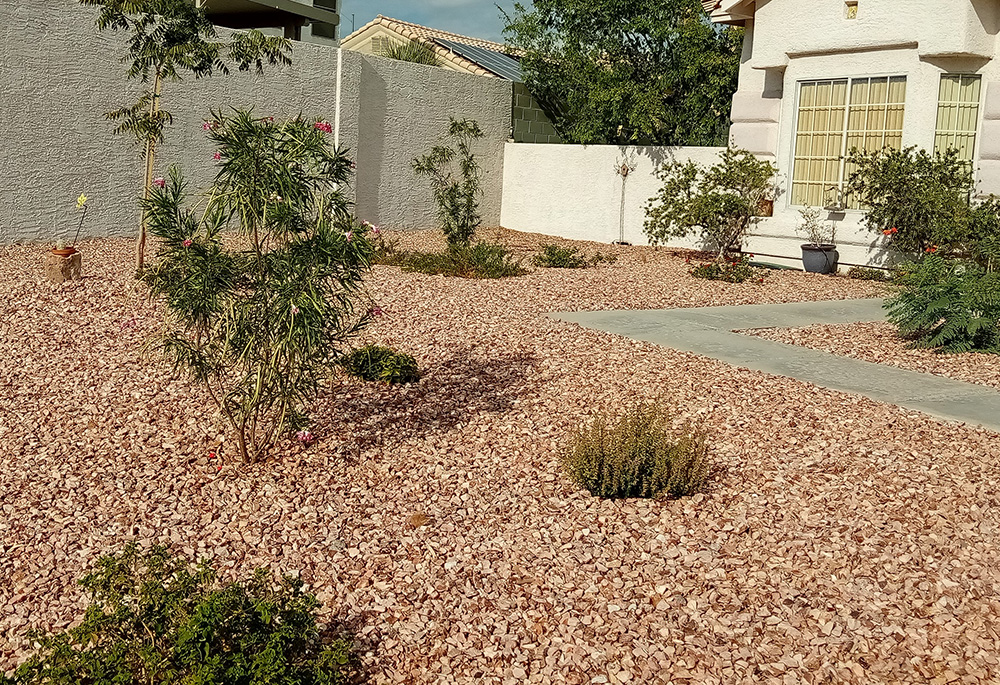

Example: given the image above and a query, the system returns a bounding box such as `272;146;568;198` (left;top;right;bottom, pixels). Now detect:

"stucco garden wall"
500;144;725;248
0;1;511;244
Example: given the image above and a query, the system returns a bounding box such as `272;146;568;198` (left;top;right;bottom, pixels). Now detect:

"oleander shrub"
562;403;711;499
141;111;374;464
884;247;1000;353
400;241;526;279
846;266;891;281
4;543;355;685
688;253;767;284
340;344;420;384
533;243;617;268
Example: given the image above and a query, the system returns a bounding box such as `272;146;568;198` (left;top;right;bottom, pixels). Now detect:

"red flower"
925;245;938;253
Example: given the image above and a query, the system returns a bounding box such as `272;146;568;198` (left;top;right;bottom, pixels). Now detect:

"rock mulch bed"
744;321;1000;391
3;232;998;683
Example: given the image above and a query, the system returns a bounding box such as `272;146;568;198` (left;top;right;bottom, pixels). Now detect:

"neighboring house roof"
702;0;755;25
342;15;523;81
199;0;340;28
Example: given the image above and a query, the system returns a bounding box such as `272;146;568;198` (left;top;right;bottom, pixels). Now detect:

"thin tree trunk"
137;72;163;273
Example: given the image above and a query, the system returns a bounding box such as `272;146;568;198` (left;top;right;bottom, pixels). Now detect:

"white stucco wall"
724;0;1000;267
500;144;725;248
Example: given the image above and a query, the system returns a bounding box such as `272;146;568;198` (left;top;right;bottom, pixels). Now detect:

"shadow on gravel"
317;350;538;452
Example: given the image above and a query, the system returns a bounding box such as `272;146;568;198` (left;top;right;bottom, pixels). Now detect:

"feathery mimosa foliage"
141;111;373;463
79;0;292;270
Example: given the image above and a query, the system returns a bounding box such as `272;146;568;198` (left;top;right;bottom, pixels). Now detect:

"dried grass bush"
562;403;710;499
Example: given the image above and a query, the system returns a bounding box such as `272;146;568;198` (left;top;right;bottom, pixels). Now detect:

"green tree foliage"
141;111;373;463
79;0;292;270
4;543;355;684
502;0;742;146
412;118;485;249
378;40;442;66
644;148;777;258
845;146;974;254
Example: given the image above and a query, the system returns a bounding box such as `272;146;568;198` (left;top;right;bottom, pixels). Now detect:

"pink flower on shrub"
213;151;222;161
182;239;192;247
350;161;357;170
345;230;353;242
314;121;333;134
291;304;300;315
202;121;212;131
152;178;166;188
369;305;383;317
296;430;314;444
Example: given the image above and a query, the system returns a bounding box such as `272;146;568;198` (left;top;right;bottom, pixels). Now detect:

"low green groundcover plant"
2;543;355;685
562;403;711;499
398;242;526;279
846;266;892;281
688;253;767;284
885;246;1000;353
340;344;420;384
533;243;617;268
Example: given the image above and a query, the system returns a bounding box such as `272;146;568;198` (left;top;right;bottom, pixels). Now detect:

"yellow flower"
76;194;89;209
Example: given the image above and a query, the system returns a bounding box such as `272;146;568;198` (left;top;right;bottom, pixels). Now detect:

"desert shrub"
341;345;420;384
644;147;777;258
845;146;974;254
846;266;891;281
412;118;485;250
372;231;406;267
141;111;373;463
533;243;617;268
688;253;767;284
400;241;526;279
884;247;1000;353
4;543;355;685
562;403;711;499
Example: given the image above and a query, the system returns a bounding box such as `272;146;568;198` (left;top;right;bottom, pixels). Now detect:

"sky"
340;0;519;43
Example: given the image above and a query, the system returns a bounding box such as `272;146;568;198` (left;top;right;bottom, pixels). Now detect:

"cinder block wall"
0;1;511;243
511;83;561;144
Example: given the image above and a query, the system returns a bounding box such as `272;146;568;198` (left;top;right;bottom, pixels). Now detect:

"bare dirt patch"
2;232;997;683
744;321;1000;391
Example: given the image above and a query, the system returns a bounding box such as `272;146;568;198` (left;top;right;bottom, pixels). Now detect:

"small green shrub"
400;242;526;279
340;345;420;384
688;254;767;284
885;250;1000;353
533;243;617;268
562;403;711;499
5;543;355;685
378;40;441;66
846;266;891;281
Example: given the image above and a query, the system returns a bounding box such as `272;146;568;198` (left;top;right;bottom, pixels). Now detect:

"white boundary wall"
501;142;896;267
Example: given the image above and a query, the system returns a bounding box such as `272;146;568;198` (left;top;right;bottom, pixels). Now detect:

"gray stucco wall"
0;1;511;243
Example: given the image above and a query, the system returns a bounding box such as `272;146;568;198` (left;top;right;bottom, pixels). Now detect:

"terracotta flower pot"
51;247;78;257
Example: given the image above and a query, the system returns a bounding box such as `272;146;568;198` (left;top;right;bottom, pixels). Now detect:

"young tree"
141;111;373;464
412;118;485;250
644;148;777;258
502;0;742;146
79;0;293;271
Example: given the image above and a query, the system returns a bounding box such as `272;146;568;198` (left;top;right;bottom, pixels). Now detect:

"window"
934;74;981;162
791;76;906;207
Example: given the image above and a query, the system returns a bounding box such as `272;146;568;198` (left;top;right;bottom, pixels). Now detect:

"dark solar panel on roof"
433;37;524;82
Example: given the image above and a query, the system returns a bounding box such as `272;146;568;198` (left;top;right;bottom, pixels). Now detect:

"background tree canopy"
502;0;742;147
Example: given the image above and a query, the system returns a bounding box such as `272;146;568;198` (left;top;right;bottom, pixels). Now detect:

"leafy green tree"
644;148;776;258
502;0;742;146
6;543;355;684
845;146;975;255
79;0;293;271
141;111;373;464
412;118;485;249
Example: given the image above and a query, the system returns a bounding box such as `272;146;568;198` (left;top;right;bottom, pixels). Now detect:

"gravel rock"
2;232;998;683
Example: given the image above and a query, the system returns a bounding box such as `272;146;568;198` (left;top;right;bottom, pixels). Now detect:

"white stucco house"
705;0;1000;266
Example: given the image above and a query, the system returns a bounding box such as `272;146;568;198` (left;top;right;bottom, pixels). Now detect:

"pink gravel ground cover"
2;231;999;683
743;321;1000;391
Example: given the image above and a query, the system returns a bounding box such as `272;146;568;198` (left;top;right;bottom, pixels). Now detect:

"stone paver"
552;298;1000;432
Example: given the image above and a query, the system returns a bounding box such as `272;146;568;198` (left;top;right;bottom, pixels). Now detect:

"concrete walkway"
552;298;1000;432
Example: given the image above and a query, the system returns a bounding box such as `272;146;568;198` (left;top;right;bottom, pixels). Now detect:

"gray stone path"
552;298;1000;432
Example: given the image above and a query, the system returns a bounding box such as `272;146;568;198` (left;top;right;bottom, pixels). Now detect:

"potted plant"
797;205;838;274
51;194;89;257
